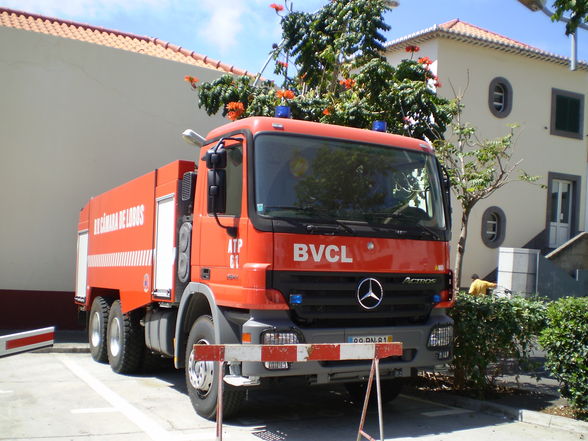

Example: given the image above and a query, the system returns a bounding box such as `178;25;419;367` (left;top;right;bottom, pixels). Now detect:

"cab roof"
205;117;433;154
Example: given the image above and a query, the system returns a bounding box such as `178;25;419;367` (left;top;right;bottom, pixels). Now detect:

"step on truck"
74;115;455;419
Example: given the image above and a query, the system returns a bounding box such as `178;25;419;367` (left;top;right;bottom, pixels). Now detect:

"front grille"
268;271;449;327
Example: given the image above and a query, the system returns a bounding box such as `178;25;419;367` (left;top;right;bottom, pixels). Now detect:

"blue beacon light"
372;120;387;132
275;105;292;118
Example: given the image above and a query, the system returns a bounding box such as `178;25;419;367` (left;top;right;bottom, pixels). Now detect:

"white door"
153;196;175;298
549;179;572;248
74;231;89;303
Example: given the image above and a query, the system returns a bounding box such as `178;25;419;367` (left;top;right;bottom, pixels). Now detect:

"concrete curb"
37;343;90;354
405;389;588;435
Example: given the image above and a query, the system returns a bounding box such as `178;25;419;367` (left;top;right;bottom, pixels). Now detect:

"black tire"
185;316;245;420
88;296;112;363
107;300;143;374
345;378;404;405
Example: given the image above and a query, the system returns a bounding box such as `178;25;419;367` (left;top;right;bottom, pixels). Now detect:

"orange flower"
277;60;288;68
269;3;284;11
418;56;433;66
339;78;355;89
322;108;331;116
184;75;199;86
276;89;295;100
226;101;245;121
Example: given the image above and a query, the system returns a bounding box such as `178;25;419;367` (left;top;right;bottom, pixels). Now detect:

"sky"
2;0;587;79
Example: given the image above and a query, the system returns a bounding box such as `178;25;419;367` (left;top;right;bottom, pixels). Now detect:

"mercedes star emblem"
356;277;384;310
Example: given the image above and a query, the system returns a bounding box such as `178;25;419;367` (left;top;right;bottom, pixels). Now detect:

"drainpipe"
571;30;578;71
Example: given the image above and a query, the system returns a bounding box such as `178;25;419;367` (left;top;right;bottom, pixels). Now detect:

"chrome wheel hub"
90;311;101;347
109;317;121;357
188;338;214;396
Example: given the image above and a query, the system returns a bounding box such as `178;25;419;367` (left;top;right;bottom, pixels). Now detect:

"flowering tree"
185;1;539;289
185;0;454;141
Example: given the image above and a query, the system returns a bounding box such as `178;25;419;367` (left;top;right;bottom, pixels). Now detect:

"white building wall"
0;27;227;292
387;38;588;287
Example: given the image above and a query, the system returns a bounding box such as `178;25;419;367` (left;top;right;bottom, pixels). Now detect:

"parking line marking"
402;393;464;409
421;408;473;417
402;393;475;417
60;356;180;441
71;407;118;414
60;357;220;441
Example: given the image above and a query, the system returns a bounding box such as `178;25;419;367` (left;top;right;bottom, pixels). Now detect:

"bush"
449;294;547;393
539;296;588;411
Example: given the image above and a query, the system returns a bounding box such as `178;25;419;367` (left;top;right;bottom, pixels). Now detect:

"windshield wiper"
305;222;354;235
302;207;355;234
362;213;441;239
261;205;355;234
262;205;307;212
406;223;440;240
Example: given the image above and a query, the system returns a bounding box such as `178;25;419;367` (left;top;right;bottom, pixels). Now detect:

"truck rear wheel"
107;300;143;374
88;296;111;363
345;378;403;405
185;316;245;419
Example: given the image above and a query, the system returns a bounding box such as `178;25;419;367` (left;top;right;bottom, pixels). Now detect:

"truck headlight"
261;330;300;370
427;325;453;349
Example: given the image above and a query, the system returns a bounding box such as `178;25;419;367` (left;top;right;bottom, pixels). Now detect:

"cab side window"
224;147;243;216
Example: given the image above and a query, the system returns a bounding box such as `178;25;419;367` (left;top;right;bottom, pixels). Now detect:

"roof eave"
385;28;588;71
0;6;254;77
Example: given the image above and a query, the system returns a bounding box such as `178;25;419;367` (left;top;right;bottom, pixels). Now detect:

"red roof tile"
0;7;251;76
438;19;537;50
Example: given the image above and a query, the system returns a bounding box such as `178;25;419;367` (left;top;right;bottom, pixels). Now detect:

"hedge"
539;296;588;411
449;293;547;393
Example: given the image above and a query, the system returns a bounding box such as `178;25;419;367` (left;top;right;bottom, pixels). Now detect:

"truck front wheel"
107;300;143;374
88;296;111;363
185;316;245;419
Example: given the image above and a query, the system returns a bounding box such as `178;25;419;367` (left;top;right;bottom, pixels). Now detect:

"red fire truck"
75;116;454;419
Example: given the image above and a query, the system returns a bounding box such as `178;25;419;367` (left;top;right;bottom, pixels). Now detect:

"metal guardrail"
0;327;55;357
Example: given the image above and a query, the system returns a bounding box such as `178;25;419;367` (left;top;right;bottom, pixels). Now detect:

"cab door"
197;136;248;306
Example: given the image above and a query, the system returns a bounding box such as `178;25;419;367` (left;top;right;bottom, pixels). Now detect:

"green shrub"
449;293;547;393
539;296;588;411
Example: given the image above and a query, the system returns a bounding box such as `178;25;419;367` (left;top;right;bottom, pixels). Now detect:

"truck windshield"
253;134;446;235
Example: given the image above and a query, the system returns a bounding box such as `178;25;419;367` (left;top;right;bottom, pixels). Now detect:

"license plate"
347;335;393;343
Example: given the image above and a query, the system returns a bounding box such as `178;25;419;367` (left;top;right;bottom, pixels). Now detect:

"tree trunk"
454;209;470;290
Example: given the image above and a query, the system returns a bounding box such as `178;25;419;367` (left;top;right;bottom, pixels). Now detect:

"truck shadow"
234;385;514;441
149;367;525;440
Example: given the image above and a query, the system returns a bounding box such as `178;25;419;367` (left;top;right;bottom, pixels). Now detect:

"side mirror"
204;146;227;169
202;136;243;169
440;165;452;230
207;169;226;214
202;136;242;237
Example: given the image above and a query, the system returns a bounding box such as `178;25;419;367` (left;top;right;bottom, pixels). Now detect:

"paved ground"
1;349;586;441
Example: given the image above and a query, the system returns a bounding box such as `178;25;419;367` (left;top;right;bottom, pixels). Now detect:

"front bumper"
238;309;453;384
